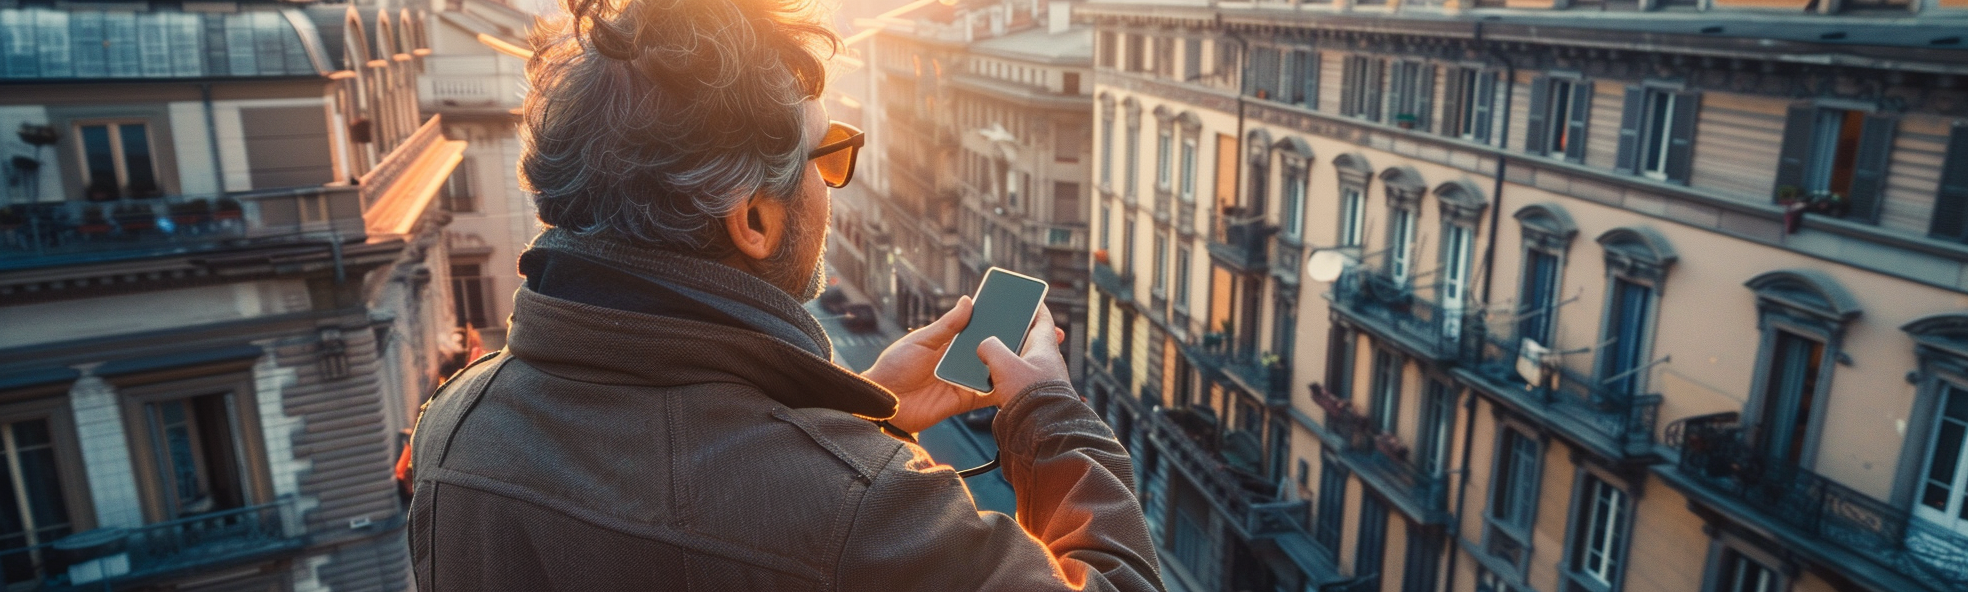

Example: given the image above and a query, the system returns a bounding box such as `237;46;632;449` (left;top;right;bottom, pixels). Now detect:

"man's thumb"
977;336;1018;369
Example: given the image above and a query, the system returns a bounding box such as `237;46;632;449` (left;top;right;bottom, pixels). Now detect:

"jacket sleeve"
837;380;1163;592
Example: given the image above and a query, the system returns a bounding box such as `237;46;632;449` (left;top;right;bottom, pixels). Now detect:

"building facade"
1080;1;1968;591
0;2;463;589
837;0;1094;373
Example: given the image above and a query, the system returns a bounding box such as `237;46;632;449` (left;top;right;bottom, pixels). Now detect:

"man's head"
519;0;840;299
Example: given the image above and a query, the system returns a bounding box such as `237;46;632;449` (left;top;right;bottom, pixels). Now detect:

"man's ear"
722;194;788;261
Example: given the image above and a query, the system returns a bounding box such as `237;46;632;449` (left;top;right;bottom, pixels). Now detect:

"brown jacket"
407;242;1162;591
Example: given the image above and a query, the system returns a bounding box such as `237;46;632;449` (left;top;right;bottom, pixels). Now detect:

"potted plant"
1394;113;1418;130
215;197;243;221
16;124;57;148
114;203;155;233
1375;432;1409;461
1093;248;1109;266
170;198;211;227
78;205;112;236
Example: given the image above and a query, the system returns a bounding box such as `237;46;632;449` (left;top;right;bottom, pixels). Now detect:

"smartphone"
934;267;1050;393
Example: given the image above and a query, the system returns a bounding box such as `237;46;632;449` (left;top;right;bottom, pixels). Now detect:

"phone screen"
935;268;1049;393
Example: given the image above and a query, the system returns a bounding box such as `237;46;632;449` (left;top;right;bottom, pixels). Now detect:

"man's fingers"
907;296;972;349
1018;304;1057;356
977;336;1020;373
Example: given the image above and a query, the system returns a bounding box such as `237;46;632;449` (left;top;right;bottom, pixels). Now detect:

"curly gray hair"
518;0;840;258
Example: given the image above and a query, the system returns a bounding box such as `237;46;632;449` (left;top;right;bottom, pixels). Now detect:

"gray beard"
764;202;827;301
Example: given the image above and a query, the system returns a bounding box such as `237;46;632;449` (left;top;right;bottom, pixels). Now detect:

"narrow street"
805;292;1017;517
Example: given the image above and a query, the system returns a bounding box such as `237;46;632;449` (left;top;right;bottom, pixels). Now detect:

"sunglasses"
808;121;865;189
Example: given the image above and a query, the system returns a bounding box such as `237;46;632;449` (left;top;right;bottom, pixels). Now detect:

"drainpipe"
201;83;226;194
1445;21;1515;592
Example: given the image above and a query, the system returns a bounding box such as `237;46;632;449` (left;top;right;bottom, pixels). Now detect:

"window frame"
1700;534;1793;592
110;365;275;524
1742;270;1857;471
1593;228;1674;400
1514;204;1579;347
1482;422;1545;580
73;119;165;200
1560;468;1638;592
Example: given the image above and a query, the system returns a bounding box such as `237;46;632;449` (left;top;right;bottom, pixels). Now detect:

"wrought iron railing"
1666;413;1968;592
1195;338;1290;405
0;186;366;271
1145;404;1315;543
1311;384;1450;515
1327;266;1479;362
1207;206;1272;272
1092;261;1135;302
0;497;300;588
1461;317;1661;456
1090;336;1109;366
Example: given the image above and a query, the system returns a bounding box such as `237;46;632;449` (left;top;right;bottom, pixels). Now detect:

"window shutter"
1929;125;1968;241
1564;81;1594;163
1524;76;1552;155
1441;69;1467;138
1473;72;1496;144
1303;51;1321;110
1415;65;1436;132
1385;62;1409;124
1341;57;1359;116
1365;59;1385;122
1613;85;1646;174
1774;104;1817;202
1664;91;1700;186
1846;114;1896;224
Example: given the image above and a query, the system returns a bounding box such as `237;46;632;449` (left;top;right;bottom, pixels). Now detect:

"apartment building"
0;2;463;589
836;0;1093;369
1081;1;1968;591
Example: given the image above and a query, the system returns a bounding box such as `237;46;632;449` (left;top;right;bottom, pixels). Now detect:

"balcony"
1662;413;1967;592
1455;318;1662;461
1309;385;1453;524
0;187;365;272
1090;336;1109;366
1145;404;1343;582
1271;240;1302;283
0;497;304;590
1092;260;1135;303
1206;206;1272;274
1194;337;1290;406
1326;266;1477;363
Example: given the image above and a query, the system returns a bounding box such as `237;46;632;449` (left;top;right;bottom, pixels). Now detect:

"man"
405;0;1162;589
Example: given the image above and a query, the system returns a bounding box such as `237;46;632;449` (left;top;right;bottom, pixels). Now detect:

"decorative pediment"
1333;152;1374;187
1433;179;1488;225
1247;128;1274;165
1745;270;1861;326
1596;226;1677;283
1379;165;1426;210
1514;203;1578;252
1273;136;1314;163
1176;110;1203;131
1905;313;1968;362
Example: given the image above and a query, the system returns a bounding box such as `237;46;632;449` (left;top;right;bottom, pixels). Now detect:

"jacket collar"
505;231;894;418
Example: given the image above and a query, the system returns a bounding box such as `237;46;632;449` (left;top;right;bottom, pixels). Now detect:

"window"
1567;474;1631;591
1486;428;1541;571
1125;118;1141;199
452;263;494;329
1338;186;1366;247
1288;49;1318;108
1100;203;1112;251
442;158;477;213
1712;547;1784;592
1527;77;1591;163
1247;46;1280;100
1316;454;1348;560
1174;245;1192;310
1441;223;1475;339
1326;326;1355;401
1179;138;1197;202
1100;107;1115;188
1477;568;1516;592
0;418;74;584
1297;459;1311;490
1153;37;1174;79
1355;494;1389;588
146;393;249;517
1755;331;1825;467
1445;68;1497;143
1416;381;1454;476
1182;38;1201;82
1098;32;1116;69
1370;350;1402;433
1053;182;1080;223
1518;250;1562;346
1388;207;1417;284
77;121;161;200
1342;56;1385;122
1123;217;1136;276
1927;124;1968;242
1774;105;1895;223
1402;521;1443;592
1124;35;1144;73
1281;164;1306;241
1152;232;1168;296
1916;382;1968;536
1156;128;1173;190
1385;61;1434;132
1597;278;1654;398
1216;40;1239;88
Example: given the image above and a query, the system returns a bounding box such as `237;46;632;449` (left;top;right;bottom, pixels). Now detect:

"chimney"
1048;1;1069;34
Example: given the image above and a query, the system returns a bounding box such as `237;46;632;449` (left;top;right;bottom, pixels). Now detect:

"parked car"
819;286;849;314
842;303;879;333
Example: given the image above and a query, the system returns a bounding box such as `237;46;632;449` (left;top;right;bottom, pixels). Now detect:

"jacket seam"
421;465;828;582
771;407;888;480
830;442;910;589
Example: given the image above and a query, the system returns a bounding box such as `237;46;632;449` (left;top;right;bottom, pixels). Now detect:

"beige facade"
1080;1;1968;591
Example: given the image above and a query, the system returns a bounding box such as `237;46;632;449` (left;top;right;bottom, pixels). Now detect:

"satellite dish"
1306;249;1351;283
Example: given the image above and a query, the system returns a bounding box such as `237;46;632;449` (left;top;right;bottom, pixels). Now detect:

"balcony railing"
1;187;365;272
1326;266;1478;363
1206;206;1272;273
1092;260;1135;302
1665;413;1968;592
1148;404;1314;542
1458;316;1662;459
1310;384;1452;522
0;497;302;589
1194;336;1290;405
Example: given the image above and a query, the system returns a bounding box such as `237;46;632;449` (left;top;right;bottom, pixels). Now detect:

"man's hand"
862;296;1065;434
975;302;1071;407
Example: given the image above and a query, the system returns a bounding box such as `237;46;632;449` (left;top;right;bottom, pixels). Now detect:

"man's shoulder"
769;406;912;481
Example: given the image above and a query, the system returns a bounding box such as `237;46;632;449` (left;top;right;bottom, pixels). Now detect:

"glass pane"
119;124;158;196
1924;420;1965;510
7;421;47;450
81;125;118;198
156;402;203;504
12;422;66;532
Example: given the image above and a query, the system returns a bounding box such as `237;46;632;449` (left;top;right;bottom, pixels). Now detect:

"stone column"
67;363;143;529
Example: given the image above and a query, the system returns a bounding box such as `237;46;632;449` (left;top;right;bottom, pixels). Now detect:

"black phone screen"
935;268;1049;392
